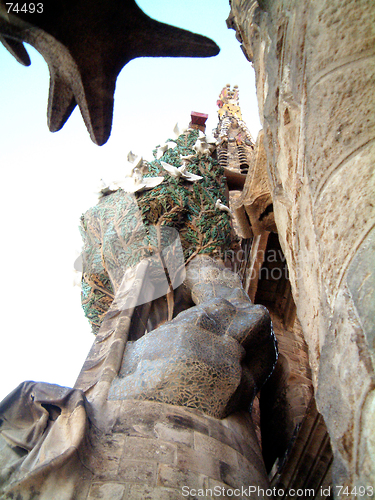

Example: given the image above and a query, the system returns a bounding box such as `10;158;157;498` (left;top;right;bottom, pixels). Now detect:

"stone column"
81;400;269;500
228;0;375;490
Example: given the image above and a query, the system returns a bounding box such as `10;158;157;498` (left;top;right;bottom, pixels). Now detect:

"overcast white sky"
0;0;261;401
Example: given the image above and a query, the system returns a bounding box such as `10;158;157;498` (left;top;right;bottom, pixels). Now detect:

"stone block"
157;463;205;490
222;412;263;460
218;453;269;490
203;477;250;500
164;410;209;436
128;484;183;499
84;427;125;480
122;436;177;465
207;420;238;450
112;400;162;438
155;422;194;447
194;433;239;468
236;452;269;486
118;459;157;485
88;482;127;500
176;444;221;481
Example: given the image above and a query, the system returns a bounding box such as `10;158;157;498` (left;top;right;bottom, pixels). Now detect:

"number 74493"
5;3;43;14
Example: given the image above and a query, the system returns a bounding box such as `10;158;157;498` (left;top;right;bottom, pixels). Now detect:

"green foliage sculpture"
80;128;235;333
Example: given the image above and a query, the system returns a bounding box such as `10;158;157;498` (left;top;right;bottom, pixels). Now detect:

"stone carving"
109;256;276;419
215;84;256;177
0;382;89;499
0;256;276;498
0;1;219;145
0;260;276;498
0;385;272;499
0;123;277;498
79;127;234;335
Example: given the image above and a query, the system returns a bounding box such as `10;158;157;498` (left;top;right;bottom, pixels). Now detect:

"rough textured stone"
194;433;239;468
155;422;194;448
0;394;271;498
157;464;205;490
88;482;127;500
122;436;177;465
228;0;375;489
128;484;183;500
118;460;157;486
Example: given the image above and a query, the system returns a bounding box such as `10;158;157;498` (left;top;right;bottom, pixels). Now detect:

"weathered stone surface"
228;0;375;489
176;444;221;481
128;484;183;500
157;463;205;490
88;482;127;500
122;436;177;465
105;258;276;421
194;433;239;468
118;459;157;485
347;228;375;361
155;422;194;448
0;392;270;499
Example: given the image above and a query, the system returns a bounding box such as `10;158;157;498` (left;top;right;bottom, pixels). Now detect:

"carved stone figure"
108;256;275;419
0;125;277;499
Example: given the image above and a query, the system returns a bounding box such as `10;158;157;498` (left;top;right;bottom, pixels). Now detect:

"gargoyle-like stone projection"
0;0;219;145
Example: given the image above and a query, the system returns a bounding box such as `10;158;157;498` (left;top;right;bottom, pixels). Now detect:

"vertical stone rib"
228;0;375;489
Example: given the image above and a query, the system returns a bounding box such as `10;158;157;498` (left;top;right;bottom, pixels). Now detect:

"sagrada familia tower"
0;1;374;499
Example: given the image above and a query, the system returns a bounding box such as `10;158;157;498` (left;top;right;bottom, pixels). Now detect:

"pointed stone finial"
217;84;242;120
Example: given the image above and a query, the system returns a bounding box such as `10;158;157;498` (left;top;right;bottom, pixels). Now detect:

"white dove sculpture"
127;150;138;163
96;152;153;198
96;178;113;198
124;152;144;177
161;161;203;182
73;269;82;288
205;133;218;146
215;198;233;216
156;144;168;159
109;167;164;194
180;154;196;164
155;141;177;159
172;122;189;139
72;250;83;288
193;132;216;156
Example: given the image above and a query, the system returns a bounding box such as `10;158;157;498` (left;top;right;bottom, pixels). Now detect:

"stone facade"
227;0;375;489
83;400;269;500
1;0;374;495
0;382;270;500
